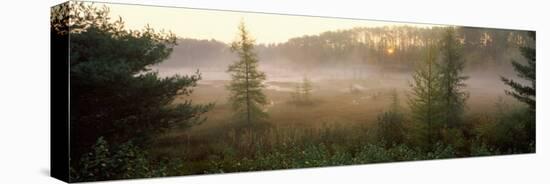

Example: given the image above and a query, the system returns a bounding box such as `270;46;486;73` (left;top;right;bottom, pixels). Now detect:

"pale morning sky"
97;2;436;44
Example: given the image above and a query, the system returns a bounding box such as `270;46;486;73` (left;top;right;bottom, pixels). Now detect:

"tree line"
161;25;531;72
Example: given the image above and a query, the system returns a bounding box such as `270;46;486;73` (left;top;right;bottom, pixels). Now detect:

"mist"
152;26;530;124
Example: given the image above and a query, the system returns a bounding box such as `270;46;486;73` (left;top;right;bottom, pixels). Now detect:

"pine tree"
52;2;212;168
501;31;536;146
301;76;313;104
290;76;314;105
389;89;400;113
227;21;268;124
409;44;443;150
377;89;405;146
291;83;302;104
501;31;535;112
438;28;469;128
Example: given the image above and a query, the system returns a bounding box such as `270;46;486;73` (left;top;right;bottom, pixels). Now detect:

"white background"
0;0;548;183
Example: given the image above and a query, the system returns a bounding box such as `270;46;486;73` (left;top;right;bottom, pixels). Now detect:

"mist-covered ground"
149;64;523;161
143;26;533;174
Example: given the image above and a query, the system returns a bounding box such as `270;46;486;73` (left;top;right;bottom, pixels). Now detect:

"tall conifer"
227;21;268;124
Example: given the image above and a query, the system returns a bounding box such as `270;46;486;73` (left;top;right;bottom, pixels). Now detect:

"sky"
98;2;436;44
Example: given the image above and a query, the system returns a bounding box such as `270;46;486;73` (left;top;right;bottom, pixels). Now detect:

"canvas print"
51;1;535;182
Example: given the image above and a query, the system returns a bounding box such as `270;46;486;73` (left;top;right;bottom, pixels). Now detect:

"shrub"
70;137;184;182
376;111;405;147
478;100;535;153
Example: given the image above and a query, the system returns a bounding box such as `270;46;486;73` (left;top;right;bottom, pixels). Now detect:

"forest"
52;2;535;182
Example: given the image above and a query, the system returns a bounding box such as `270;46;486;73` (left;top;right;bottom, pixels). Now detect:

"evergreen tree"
501;31;536;112
389;89;401;113
438;28;469;128
290;76;314;105
227;21;268;124
52;2;212;169
377;89;405;146
301;76;313;104
501;31;536;146
291;83;302;104
409;45;443;150
302;77;313;102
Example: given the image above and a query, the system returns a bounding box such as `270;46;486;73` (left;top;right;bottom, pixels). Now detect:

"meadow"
149;70;522;175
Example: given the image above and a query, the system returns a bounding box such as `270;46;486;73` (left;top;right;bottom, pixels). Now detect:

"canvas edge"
51;1;71;183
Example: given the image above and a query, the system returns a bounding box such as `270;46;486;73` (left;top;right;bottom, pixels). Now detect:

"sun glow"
387;48;395;54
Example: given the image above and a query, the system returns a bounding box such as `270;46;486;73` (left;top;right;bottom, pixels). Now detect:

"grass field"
147;71;520;174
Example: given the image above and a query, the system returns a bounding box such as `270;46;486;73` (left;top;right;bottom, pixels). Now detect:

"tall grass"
148;120;506;175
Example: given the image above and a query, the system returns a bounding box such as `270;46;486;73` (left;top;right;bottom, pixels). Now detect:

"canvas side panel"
50;1;70;183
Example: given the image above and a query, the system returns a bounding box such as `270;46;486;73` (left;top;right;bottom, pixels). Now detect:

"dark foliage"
437;27;469;128
51;2;212;174
376;90;405;146
500;31;536;148
501;31;536;112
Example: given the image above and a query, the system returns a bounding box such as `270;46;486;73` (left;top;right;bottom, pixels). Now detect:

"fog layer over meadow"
153;26;529;125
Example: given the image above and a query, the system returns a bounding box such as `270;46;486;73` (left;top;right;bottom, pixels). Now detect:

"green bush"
376;111;405;147
470;143;500;156
477;101;535;153
70;137;185;182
